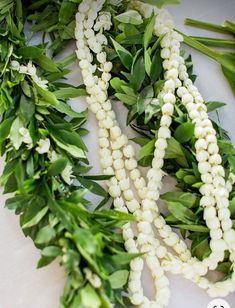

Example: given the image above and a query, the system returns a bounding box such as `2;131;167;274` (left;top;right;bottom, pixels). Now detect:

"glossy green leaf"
206;101;226;112
42;246;61;257
9;117;24;150
54;87;86;100
0;116;14;143
16;46;44;59
22;206;48;229
35;225;56;244
143;14;155;50
115;10;143;25
174;122;195;143
80;284;101;308
111;38;133;70
173;224;209;232
161;191;197;208
48;158;67;176
138;138;155;160
109;270;129;289
165;201;197;224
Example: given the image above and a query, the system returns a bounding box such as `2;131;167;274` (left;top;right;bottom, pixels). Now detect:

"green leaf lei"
0;1;138;307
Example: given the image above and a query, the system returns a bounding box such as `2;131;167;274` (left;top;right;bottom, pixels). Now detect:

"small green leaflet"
115;10;143;25
138;138;155;160
9;117;24;150
111;38;133;70
165;201;197;224
174;122;195;143
0;116;14;143
22;206;48;229
54;87;86;100
80;284;101;308
143;14;155;50
47;158;67;176
140;0;180;7
172;224;209;232
165;137;188;167
161;191;197;208
206;101;226;112
108;270;129;289
16;46;44;59
35;225;56;244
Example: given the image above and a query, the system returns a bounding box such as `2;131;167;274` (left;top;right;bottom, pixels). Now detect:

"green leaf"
137;85;154;114
47;126;86;158
144;48;152;76
73;228;100;272
35;225;56;244
140;0;180;7
173;224;209;232
80;284;101;308
229;197;235;218
78;177;107;197
22;206;48;229
9;117;24;150
0;116;14;143
131;56;145;91
150;49;162;83
165;201;197;224
115;93;137;105
54;87;86;100
109;270;129;289
5;195;31;210
92;209;134;221
115;10;143;25
59;0;76;25
110;77;127;93
19;94;35;125
161;191;197;208
48;158;67;176
218;140;235;155
191;235;211;260
165;137;188;167
16;46;44;59
111;38;133;70
138;139;155;160
42;246;61;257
111;252;142;265
55;101;87;119
143;14;155;50
34;55;59;73
0;159;18;185
206;101;226;112
34;83;58;105
174;122;195;143
228;156;235;174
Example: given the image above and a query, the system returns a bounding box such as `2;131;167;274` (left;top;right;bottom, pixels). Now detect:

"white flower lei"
75;0;235;306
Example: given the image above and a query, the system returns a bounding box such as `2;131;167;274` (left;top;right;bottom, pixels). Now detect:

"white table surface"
1;0;235;307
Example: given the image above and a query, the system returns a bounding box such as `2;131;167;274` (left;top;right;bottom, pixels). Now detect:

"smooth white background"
0;0;235;307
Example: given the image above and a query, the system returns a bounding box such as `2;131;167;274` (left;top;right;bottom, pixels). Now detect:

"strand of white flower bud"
132;0;235;296
151;3;235;296
76;2;170;307
77;0;235;302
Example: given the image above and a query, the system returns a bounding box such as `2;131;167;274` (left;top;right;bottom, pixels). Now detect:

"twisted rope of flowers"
75;0;235;306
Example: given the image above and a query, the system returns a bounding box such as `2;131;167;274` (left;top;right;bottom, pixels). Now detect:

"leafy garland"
1;0;235;307
105;6;235;276
0;1;138;307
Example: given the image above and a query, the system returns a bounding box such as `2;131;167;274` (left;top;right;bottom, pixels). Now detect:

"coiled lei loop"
76;0;235;306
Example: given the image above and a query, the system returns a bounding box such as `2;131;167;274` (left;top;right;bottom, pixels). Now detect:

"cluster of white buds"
75;0;235;305
19;127;33;149
11;60;48;89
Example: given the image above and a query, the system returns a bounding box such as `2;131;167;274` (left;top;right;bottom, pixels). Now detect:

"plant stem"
184;18;231;34
178;31;219;61
190;36;235;49
223;20;235;35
